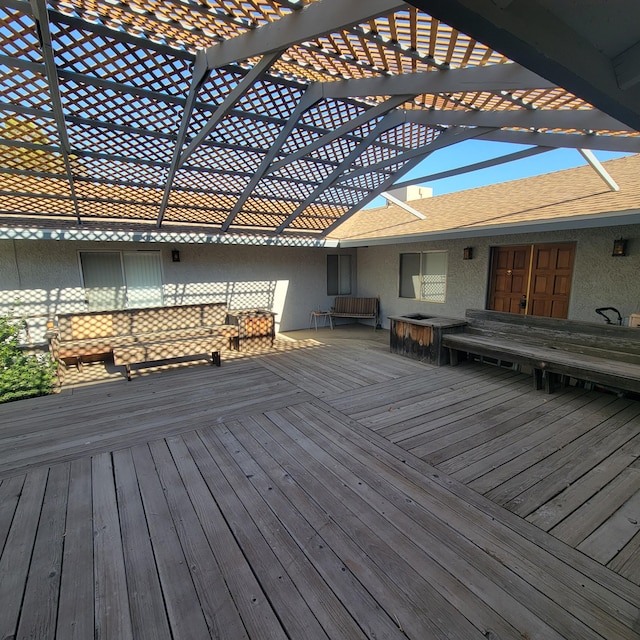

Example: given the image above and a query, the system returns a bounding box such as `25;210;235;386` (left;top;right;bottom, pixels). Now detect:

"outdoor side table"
309;310;333;330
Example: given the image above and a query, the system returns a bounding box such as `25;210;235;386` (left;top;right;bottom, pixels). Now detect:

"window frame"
327;254;352;296
78;249;164;311
398;250;448;303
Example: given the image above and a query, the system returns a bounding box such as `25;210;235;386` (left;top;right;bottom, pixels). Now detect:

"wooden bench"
329;297;379;330
49;302;240;370
442;309;640;395
113;335;228;380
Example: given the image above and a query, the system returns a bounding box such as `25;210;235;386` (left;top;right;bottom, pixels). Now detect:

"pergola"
1;0;639;240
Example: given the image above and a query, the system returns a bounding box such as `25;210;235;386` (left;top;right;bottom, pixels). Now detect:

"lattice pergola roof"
1;0;639;239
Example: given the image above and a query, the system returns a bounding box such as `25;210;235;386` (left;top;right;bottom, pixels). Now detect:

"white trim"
380;191;426;219
0;227;339;248
578;149;620;192
3;210;640;249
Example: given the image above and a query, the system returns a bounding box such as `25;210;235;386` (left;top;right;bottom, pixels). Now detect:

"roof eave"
337;209;640;247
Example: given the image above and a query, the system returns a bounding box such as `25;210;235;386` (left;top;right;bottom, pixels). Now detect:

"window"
327;254;352;295
399;251;447;302
80;251;163;311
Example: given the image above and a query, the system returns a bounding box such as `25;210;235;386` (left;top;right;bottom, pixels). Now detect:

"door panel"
528;243;575;319
554;274;570;295
532;274;549;294
556;247;574;269
488;245;531;314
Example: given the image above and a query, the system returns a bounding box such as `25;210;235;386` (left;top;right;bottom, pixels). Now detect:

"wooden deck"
1;326;639;639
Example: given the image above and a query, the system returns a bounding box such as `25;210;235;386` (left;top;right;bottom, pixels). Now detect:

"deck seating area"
443;309;640;394
1;327;639;639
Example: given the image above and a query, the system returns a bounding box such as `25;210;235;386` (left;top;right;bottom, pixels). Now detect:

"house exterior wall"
0;239;356;343
3;223;639;344
356;224;640;328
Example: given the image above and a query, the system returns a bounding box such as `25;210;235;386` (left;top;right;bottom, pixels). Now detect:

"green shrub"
0;315;57;403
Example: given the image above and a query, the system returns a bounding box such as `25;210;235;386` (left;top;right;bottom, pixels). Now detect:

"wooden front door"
528;243;576;318
487;245;531;314
488;242;576;319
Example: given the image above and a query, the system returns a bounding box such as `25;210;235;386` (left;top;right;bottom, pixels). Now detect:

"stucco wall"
356;224;640;328
0;239;356;342
3;224;639;343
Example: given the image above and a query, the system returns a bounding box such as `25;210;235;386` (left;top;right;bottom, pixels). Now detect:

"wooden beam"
409;0;640;132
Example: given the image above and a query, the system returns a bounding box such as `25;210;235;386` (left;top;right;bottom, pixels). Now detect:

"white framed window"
399;251;448;303
79;250;163;311
327;254;352;295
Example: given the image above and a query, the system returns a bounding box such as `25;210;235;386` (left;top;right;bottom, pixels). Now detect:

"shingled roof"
332;154;640;245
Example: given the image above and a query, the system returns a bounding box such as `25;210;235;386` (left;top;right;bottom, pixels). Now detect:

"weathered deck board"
112;449;173;640
462;393;626;496
150;438;252;639
306;339;640;584
577;488;640;564
15;463;68;640
56;457;94;640
0;474;25;550
527;434;640;532
483;400;640;510
132;442;220;639
437;388;598;479
375;376;524;435
92;452;134;639
309;397;640;609
165;435;290;640
248;407;549;638
0;467;48;640
1;361;282;436
181;430;331;639
332;365;513;424
223;412;496;639
0;361;313;478
609;528;640;585
205;422;405;639
506;423;640;516
400;377;543;455
2;330;640;636
286;400;640;638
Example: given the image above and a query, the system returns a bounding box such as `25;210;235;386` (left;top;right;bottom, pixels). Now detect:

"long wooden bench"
329;296;379;330
48;302;240;382
442;309;640;395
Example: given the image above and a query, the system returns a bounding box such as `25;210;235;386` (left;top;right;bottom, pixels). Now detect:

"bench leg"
212;351;221;367
448;348;459;366
533;368;556;393
125;364;132;381
533;368;542;391
543;371;555;394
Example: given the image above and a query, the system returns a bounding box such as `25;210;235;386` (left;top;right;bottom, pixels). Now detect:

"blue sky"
366;141;631;208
